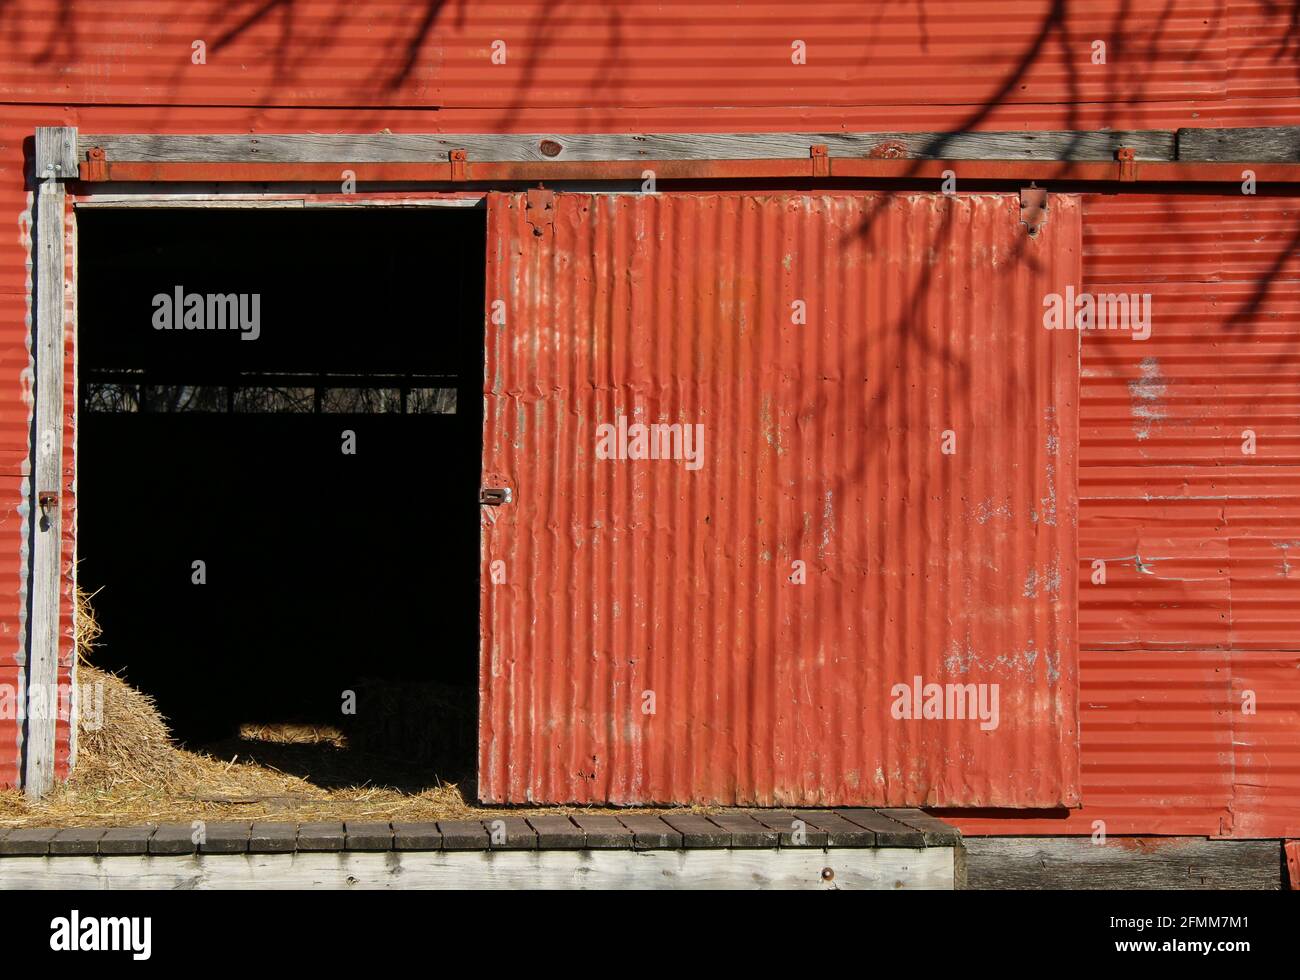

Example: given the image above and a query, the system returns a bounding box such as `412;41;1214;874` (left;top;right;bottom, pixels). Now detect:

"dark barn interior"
75;206;485;783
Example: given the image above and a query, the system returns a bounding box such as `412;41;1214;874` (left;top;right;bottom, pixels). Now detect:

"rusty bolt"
821;866;835;881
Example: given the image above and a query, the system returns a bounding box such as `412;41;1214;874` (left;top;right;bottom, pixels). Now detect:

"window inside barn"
82;378;457;414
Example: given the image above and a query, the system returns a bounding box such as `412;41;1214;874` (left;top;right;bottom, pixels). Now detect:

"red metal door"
480;191;1081;806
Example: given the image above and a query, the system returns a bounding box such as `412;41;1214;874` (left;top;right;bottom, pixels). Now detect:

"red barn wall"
951;193;1300;837
0;1;1296;834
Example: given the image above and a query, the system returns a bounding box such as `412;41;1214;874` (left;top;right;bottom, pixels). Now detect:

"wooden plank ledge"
0;847;956;890
0;808;955;855
0;809;961;890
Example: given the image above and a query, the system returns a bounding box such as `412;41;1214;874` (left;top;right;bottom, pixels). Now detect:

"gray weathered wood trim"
24;127;73;798
37;127;79;177
1177;126;1300;162
74;128;1300;166
965;837;1282;890
0;809;962;854
79;130;1182;164
73;194;485;208
0;847;956;889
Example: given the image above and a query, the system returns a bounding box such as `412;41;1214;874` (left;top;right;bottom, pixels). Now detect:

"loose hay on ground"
0;590;694;828
0;664;482;827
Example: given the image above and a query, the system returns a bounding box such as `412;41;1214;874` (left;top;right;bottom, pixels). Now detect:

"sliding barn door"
480;191;1081;807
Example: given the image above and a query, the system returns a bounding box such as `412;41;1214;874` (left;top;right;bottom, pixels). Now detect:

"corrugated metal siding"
0;2;1295;835
58;190;76;781
1230;652;1300;836
1228;0;1300;102
0;0;1294;139
430;0;1227;110
1084;197;1300;286
17;101;1300;137
0;109;31;785
1;0;1293;135
480;190;1081;806
950;645;1300;837
0;1;1229;109
951;193;1300;838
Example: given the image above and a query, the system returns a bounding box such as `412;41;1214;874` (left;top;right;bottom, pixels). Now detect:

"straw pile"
0;588;683;828
71;664;180;792
0;589;479;827
68;586;190;794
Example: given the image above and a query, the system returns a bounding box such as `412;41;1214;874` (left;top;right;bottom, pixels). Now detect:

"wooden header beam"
76;127;1300;166
70;127;1300;185
81;130;1181;163
72;158;1300;186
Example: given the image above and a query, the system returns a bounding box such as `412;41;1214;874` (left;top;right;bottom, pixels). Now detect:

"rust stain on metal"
524;188;555;235
810;144;830;177
480;191;1082;806
82;147;107;182
1020;186;1049;235
449;149;468;182
1116;146;1137;181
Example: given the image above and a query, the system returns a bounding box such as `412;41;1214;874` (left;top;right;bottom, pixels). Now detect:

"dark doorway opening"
76;206;485;789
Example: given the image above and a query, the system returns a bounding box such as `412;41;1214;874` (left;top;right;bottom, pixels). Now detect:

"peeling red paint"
951;195;1300;839
0;4;1294;835
479;191;1081;806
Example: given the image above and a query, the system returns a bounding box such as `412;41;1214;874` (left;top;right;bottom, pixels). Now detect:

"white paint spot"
1127;356;1167;442
974;498;1012;524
